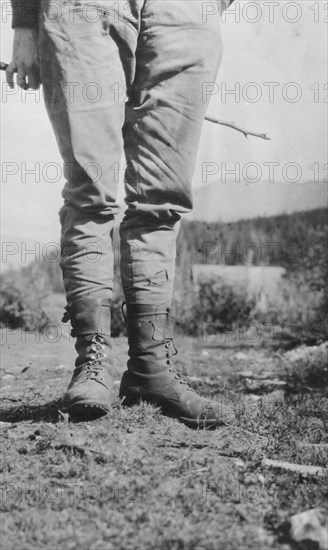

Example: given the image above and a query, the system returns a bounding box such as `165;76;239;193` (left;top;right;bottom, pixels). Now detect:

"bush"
175;277;256;336
282;342;328;389
252;275;327;345
0;272;51;331
174;273;327;346
197;277;256;329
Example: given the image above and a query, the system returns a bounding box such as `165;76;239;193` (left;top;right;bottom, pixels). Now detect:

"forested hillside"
177;208;327;271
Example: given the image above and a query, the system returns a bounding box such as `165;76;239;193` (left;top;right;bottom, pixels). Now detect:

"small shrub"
196;277;256;329
252;276;327;345
175;277;256;335
0;273;51;331
282;342;328;389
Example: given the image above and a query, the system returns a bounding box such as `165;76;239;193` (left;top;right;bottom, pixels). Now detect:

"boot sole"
62;401;109;420
179;416;222;430
121;394;222;430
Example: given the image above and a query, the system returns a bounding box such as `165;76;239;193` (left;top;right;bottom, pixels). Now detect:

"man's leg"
120;0;235;427
39;0;141;417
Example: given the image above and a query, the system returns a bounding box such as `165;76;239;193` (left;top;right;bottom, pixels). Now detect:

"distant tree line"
176;208;327;272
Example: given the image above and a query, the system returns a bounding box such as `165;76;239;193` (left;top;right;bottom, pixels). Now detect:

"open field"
1;326;327;550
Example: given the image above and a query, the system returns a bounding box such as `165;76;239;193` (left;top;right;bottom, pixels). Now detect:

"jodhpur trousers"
39;0;223;306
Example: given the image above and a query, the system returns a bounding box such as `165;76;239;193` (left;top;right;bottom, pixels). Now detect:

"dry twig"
205;115;271;140
262;458;327;477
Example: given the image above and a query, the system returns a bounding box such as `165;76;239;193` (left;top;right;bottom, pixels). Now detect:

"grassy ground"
0;325;327;550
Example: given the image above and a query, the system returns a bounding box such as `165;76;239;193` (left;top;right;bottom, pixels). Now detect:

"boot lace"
165;339;193;392
84;335;106;381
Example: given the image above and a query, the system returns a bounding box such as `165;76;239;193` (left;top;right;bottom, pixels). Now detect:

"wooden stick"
205;114;271;141
262;458;327;477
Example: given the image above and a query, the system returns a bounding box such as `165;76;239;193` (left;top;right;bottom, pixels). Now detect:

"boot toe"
62;380;113;419
65;401;109;420
202;400;236;424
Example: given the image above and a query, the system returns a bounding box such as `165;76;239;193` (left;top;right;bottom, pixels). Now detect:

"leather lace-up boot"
119;304;235;429
62;298;114;419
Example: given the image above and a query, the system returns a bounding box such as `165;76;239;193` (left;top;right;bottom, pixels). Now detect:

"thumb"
6;60;17;89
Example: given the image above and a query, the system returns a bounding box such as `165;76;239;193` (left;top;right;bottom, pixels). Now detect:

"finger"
6;61;17;89
17;69;28;90
27;70;41;91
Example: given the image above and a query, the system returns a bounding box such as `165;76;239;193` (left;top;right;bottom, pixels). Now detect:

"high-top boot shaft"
126;303;175;375
62;298;114;418
64;297;112;370
64;298;112;339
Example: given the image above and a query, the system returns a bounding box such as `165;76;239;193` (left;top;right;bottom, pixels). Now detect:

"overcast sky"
1;1;327;265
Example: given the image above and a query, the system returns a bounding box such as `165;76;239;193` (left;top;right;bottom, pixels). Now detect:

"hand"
6;27;40;90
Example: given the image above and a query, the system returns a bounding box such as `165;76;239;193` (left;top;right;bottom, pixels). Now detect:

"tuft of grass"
280;343;328;390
